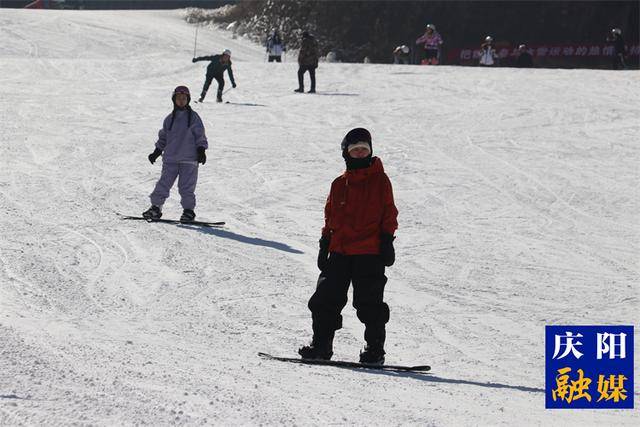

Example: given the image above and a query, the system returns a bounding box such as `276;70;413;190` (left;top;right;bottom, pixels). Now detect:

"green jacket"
193;54;236;84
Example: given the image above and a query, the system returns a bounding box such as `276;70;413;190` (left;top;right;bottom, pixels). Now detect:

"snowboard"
258;352;431;373
118;214;225;228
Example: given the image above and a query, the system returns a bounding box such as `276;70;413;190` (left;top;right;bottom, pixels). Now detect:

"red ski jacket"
322;157;398;255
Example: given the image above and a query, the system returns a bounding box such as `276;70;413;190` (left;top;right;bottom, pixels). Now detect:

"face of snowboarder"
174;93;189;108
347;142;371;159
221;54;230;63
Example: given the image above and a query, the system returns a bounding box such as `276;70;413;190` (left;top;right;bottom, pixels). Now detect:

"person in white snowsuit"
479;36;498;66
266;30;286;62
143;86;208;223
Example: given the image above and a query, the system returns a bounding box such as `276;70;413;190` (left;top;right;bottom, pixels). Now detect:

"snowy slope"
1;8;639;426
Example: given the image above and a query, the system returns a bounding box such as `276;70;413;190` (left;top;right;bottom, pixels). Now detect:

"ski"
118;215;225;227
258;352;430;373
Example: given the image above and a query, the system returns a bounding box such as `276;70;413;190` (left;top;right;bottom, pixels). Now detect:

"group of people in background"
397;23;629;69
187;23;628;108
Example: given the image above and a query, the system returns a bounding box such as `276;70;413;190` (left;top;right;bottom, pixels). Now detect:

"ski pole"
193;25;198;58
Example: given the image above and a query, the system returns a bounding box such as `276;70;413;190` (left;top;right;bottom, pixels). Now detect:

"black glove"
380;233;395;267
232;82;237;88
317;235;330;271
197;146;206;165
148;148;162;164
192;58;197;63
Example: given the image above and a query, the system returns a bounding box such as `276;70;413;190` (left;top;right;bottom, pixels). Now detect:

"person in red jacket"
299;128;398;364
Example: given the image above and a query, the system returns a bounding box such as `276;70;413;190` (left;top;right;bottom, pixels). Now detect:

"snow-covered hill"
1;8;638;426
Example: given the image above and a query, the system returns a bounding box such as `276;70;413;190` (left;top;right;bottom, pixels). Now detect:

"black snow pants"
297;65;316;91
308;253;389;346
200;74;225;100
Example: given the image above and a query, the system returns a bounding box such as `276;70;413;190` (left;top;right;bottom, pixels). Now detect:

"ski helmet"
401;45;410;54
222;48;231;56
485;36;493;42
518;44;526;50
172;85;190;104
612;28;622;35
426;24;436;31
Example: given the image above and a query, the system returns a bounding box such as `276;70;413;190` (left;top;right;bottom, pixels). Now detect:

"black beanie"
341;127;373;170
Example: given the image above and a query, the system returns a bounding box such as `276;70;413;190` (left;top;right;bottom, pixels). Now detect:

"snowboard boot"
298;331;334;360
180;209;196;223
294;87;304;93
216;90;223;103
142;205;162;220
360;324;386;364
359;344;385;365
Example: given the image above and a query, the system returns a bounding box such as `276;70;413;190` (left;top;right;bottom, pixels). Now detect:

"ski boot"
142;205;162;220
180;209;196;223
216;91;223;103
298;332;334;360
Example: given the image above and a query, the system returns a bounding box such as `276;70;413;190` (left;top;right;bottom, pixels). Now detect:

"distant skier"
393;45;410;64
192;49;237;103
299;128;398;365
479;36;497;66
606;28;627;70
143;86;208;223
266;29;286;62
294;31;319;93
415;24;443;65
516;44;534;68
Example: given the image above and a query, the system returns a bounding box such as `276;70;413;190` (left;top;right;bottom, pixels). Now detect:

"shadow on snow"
179;224;304;254
301;365;544;393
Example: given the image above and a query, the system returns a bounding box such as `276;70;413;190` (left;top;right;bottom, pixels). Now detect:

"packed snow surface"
1;8;638;426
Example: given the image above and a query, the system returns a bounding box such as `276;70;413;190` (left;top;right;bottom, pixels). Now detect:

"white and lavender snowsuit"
150;109;208;210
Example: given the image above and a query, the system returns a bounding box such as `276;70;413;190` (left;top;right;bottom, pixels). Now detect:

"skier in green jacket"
192;48;237;102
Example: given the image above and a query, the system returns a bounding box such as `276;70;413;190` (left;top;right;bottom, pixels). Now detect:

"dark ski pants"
297;65;316;91
308;253;389;345
613;54;627;70
200;74;224;100
150;162;199;210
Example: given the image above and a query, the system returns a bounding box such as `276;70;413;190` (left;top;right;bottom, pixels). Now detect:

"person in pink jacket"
415;24;443;65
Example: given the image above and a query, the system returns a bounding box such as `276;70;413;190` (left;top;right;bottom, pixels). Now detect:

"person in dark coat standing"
299;128;398;365
607;28;627;70
294;31;319;93
516;44;534;68
192;49;237;102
